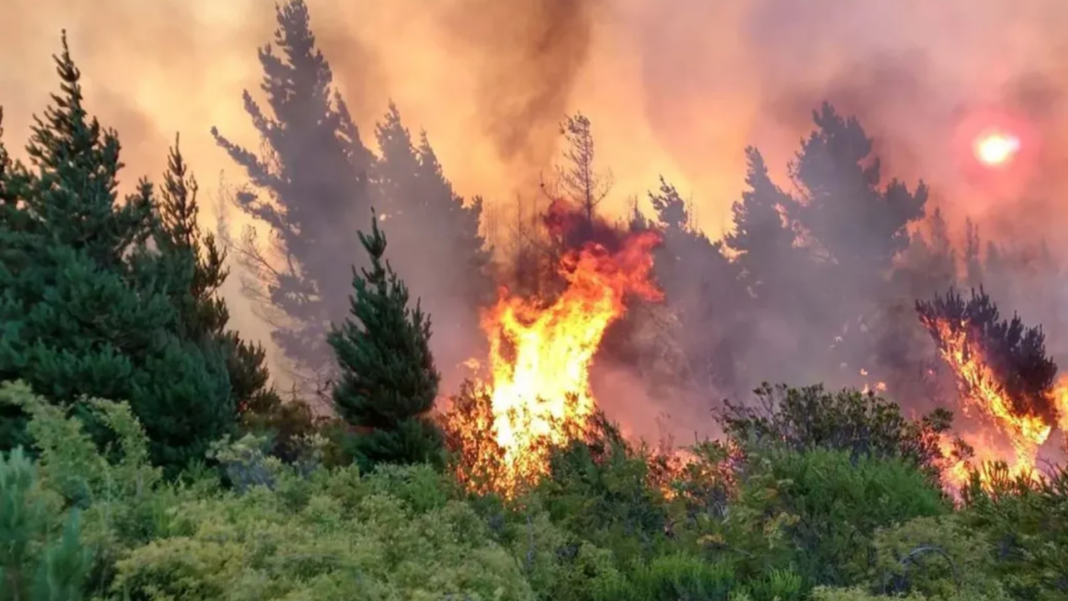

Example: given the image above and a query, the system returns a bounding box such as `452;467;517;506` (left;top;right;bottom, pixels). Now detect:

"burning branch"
916;287;1058;485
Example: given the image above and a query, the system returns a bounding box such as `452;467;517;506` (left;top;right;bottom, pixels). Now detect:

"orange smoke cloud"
8;1;1068;236
7;0;1068;382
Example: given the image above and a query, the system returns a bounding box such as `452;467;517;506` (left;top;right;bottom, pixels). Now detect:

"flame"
858;368;887;395
447;213;662;496
922;316;1053;489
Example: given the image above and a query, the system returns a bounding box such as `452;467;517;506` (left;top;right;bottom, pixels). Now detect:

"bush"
710;446;949;591
865;515;1008;599
721;384;951;479
110;464;532;601
959;464;1068;601
530;414;670;565
0;446;92;601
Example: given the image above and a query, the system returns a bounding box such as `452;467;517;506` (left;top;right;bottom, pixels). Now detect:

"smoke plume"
6;0;1068;448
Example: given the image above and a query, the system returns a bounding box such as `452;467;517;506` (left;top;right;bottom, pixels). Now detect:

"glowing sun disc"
973;131;1020;166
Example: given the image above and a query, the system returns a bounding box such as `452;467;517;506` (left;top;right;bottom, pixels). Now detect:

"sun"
973;130;1021;167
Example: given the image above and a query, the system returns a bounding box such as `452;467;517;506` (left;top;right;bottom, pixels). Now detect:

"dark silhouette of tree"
724;147;805;303
895;207;957;300
328;211;444;472
647;177;745;393
555;113;612;228
0;34;233;472
212;0;375;394
370;105;493;379
963;218;983;289
723;146;833;387
540;113;614;253
0;110;12;206
790;102;928;291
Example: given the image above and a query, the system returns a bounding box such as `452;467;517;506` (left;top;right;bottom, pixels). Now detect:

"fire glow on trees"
444;200;663;496
917;288;1067;490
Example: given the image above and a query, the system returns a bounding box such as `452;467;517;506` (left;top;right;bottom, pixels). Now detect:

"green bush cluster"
3;378;1065;601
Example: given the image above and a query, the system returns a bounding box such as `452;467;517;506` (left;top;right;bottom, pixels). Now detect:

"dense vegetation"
1;3;1066;601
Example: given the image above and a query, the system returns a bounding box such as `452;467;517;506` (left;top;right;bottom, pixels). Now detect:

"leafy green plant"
712;446;949;591
721;384;952;479
866;515;1008;599
959;463;1068;601
0;446;91;601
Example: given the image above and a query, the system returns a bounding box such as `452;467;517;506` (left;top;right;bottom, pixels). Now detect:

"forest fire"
445;201;662;496
917;292;1059;490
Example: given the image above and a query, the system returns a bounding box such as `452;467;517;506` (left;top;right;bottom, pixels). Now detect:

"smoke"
7;1;1068;230
437;0;600;184
6;0;1068;442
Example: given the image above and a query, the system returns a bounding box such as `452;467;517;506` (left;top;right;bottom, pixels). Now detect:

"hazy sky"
4;0;1068;368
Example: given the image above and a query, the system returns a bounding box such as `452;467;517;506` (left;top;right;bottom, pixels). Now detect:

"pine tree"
327;211;444;472
0;33;233;472
154;137;313;460
647;177;744;392
0;108;31;246
895;207;957;299
917;287;1058;424
370;104;493;380
155;135;229;340
556;113;612;228
790;102;928;290
0;109;13;206
724;147;804;302
212;0;375;393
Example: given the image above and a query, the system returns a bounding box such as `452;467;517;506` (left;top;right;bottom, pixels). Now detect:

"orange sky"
4;0;1068;374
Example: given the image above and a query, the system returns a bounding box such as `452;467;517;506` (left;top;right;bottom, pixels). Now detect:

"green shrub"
593;553;736;601
0;446;92;601
712;446;949;590
959;463;1068;601
721;384;951;479
531;414;670;565
866;515;1008;599
110;463;532;601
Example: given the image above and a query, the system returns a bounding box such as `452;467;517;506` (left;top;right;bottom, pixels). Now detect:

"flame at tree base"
444;204;662;497
918;301;1068;492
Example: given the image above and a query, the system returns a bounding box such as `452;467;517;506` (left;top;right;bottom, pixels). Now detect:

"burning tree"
443;199;662;497
916;287;1059;483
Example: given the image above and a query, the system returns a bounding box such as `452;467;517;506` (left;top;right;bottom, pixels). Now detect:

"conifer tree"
790;102;928;290
917;287;1058;424
724;147;804;302
327;211;444;472
648;177;744;391
212;0;375;393
895;207;957;299
154;137;313;459
0;34;233;472
0;109;13;206
556;113;612;229
370;104;493;376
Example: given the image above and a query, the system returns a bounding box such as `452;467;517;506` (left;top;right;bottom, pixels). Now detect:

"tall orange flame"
446;216;662;496
922;316;1053;489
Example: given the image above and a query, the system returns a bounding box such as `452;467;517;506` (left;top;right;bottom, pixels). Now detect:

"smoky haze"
4;0;1068;445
